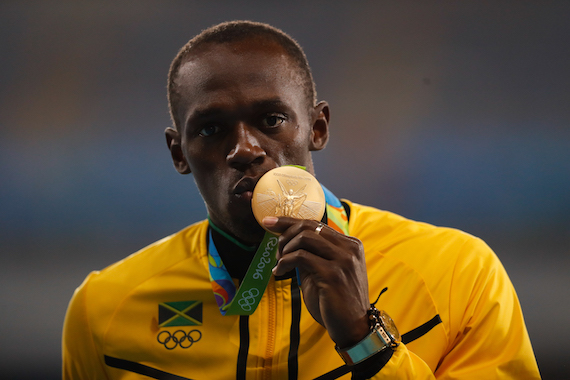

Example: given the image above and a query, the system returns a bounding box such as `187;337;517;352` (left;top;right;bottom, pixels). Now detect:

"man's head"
165;21;330;243
168;21;317;131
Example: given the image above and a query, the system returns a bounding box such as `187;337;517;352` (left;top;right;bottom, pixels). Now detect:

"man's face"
168;39;328;243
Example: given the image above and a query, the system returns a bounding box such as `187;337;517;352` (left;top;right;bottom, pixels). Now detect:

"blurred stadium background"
0;1;568;378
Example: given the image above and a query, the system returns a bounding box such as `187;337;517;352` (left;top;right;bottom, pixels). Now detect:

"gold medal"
252;166;325;231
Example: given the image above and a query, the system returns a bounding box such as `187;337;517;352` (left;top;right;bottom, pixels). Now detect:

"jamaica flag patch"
158;301;203;327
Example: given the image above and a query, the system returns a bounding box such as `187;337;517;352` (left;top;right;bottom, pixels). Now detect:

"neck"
209;219;259;281
207;211;266;245
208;217;258;251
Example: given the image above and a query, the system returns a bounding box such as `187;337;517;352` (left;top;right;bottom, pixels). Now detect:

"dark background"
1;1;568;379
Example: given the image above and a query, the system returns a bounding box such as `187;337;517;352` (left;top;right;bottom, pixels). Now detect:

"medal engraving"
252;166;325;230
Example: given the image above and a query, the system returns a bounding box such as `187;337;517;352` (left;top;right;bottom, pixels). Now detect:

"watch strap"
336;324;392;365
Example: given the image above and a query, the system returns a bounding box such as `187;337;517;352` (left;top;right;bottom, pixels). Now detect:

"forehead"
174;40;306;121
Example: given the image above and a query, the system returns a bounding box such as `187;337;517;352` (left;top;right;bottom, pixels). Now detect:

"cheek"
185;153;226;191
188;157;216;173
192;168;233;208
184;140;220;172
284;125;311;154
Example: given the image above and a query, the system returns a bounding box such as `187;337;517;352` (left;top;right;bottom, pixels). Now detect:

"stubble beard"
207;196;267;245
221;210;266;245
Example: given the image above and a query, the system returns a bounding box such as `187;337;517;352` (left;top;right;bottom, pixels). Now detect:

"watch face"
379;310;401;343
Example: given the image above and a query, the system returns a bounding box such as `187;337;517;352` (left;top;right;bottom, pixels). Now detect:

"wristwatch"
336;310;401;366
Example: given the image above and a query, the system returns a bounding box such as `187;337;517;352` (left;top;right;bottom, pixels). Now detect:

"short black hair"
167;20;317;130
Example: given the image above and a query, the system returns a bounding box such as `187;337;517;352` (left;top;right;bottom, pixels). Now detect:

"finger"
262;216;302;234
279;218;326;243
272;248;330;277
263;217;352;261
280;228;339;260
279;219;355;258
263;217;330;254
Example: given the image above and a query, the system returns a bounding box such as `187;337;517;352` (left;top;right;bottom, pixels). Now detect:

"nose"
226;124;266;169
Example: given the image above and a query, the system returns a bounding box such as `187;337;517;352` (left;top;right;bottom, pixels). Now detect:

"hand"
263;216;371;348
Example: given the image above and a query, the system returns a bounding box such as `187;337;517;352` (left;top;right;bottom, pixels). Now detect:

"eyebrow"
188;107;230;122
251;99;290;110
187;98;293;124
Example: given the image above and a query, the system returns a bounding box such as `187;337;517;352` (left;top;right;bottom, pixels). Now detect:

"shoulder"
343;200;511;341
344;200;499;286
68;220;209;328
95;219;208;286
341;204;538;378
346;200;485;251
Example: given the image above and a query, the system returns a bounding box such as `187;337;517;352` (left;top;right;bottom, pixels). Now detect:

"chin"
232;220;266;244
215;211;266;244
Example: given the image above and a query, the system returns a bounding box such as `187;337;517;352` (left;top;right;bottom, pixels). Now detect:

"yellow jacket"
63;200;540;379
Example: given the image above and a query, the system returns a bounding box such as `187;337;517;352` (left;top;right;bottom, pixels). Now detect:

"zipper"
262;276;277;380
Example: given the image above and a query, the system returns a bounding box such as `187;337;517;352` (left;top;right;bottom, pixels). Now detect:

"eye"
262;114;286;128
198;125;221;137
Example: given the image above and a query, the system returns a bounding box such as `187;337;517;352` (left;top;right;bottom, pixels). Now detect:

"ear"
165;127;191;174
309;101;330;151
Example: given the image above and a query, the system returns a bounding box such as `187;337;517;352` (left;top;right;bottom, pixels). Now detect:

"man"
63;21;540;379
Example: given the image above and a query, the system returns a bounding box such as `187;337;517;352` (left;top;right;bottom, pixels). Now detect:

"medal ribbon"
207;184;349;316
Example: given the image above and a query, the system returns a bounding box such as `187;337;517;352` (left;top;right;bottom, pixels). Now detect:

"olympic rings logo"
238;288;260;311
157;329;202;350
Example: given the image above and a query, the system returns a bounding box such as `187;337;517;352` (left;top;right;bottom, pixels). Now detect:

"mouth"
232;165;280;202
232;177;259;201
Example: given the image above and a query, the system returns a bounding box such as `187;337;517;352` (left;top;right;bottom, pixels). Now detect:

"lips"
232;165;280;201
232;176;258;201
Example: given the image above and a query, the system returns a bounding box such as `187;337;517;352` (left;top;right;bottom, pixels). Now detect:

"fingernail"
272;260;280;275
263;216;278;226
